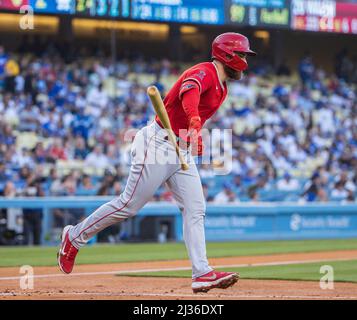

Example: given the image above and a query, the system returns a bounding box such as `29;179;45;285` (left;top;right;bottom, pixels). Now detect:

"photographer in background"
301;172;328;202
0;181;24;245
22;176;45;245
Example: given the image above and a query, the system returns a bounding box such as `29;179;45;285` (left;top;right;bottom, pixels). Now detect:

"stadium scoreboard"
0;0;356;33
0;0;225;23
1;0;290;26
0;0;129;18
291;0;357;34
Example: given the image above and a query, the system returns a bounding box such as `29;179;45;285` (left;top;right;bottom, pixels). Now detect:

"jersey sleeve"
179;67;212;100
181;86;200;120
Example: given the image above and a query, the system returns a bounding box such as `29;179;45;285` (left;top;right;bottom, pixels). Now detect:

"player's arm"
178;68;212;155
181;85;201;125
179;70;210;130
179;84;203;155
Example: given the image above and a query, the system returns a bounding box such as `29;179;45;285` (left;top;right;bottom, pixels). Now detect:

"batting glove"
187;116;203;156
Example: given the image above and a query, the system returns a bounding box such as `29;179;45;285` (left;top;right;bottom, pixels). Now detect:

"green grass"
0;238;357;268
118;260;357;283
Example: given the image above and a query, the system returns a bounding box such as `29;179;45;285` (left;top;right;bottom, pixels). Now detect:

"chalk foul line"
0;256;354;281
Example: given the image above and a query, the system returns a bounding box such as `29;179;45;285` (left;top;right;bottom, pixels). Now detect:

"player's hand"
187;116;202;145
187;116;203;156
191;135;204;156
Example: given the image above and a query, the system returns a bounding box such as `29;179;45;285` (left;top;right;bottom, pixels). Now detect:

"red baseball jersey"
155;62;227;138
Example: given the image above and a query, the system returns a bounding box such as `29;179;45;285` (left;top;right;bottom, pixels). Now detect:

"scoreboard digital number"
75;0;119;17
228;0;290;28
130;0;225;25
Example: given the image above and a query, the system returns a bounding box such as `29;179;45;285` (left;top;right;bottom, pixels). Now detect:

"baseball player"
58;32;256;293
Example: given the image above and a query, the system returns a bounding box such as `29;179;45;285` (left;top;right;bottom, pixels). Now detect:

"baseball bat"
147;85;189;171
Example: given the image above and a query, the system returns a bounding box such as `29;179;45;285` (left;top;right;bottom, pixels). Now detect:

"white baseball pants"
69;121;212;278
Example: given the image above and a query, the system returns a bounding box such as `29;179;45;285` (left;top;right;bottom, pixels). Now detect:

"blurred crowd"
0;45;356;206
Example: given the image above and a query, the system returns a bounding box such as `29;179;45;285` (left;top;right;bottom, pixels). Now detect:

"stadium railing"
1;197;357;245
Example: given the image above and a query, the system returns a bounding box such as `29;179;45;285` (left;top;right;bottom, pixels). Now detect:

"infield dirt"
1;250;357;300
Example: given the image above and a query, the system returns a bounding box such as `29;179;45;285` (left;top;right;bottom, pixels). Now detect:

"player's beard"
224;65;243;80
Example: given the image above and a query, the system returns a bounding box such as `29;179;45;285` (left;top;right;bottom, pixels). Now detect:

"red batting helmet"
212;32;256;72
